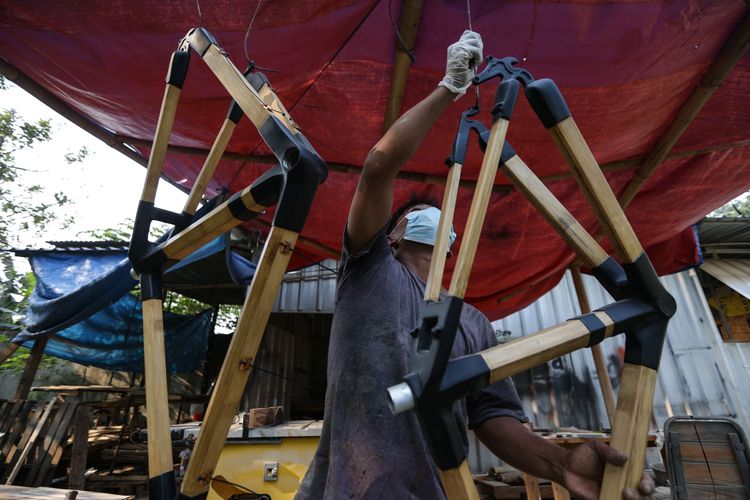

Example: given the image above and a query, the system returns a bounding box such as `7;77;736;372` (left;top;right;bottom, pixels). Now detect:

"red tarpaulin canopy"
1;1;746;319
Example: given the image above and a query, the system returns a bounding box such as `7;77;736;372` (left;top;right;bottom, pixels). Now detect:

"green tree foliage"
0;77;85;371
708;193;750;218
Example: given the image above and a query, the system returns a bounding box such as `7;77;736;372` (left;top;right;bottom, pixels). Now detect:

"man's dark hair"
386;193;440;234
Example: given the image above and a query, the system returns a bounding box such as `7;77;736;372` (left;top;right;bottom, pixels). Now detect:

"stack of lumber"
0;398;79;487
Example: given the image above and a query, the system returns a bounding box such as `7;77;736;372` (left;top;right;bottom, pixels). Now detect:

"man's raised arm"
346;31;483;254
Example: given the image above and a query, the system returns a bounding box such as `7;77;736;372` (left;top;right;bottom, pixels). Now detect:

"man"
297;31;654;499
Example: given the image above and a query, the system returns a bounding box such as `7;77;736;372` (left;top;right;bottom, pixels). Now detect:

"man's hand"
561;441;655;500
438;30;483;99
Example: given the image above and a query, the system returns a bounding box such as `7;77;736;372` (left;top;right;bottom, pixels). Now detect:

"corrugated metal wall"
242;258;750;474
468;266;750;473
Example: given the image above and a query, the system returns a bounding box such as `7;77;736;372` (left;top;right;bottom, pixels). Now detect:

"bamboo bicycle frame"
128;28;327;499
388;57;675;500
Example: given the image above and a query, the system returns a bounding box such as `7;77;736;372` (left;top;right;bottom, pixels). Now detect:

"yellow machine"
180;420;321;499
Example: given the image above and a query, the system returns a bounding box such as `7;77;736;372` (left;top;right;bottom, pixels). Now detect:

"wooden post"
570;265;617;423
68;406;90;490
439;461;479;500
181;226;299;497
182;118;238;216
425;162;462;302
0;342;21;366
14;337;48;400
141;295;175;495
382;0;424;132
618;12;750;207
5;397;56;484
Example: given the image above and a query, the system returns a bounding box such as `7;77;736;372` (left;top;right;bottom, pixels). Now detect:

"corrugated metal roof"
698;217;750;259
466;267;750;473
701;259;750;300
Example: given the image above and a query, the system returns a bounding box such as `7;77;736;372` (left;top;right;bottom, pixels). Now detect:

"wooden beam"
618;11;750;207
68;406;90;490
383;0;424;132
570;265;616;423
0;342;21;366
116;133;750;196
5;397;56;485
14;337;48;400
0;59;147;170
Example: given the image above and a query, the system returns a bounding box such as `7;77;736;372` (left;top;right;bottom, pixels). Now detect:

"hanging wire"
467;0;480;106
195;0;205;27
388;0;416;63
243;0;278;72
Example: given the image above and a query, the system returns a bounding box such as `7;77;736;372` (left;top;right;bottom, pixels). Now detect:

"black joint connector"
623;318;669;370
574;313;607;347
420;403;467;469
187;27;217;57
148;470;176;500
525;78;571;129
622;253;677;318
226;101;244;124
273;145;327;232
446;105;485;167
491;79;520;123
140;273;163;301
473;56;534;87
166;50;190;88
246;71;270;92
227;192;263;221
590;256;629;300
249;166;285;207
500;141;517;165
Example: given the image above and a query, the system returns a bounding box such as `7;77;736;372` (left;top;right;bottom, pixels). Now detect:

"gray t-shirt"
296;228;526;499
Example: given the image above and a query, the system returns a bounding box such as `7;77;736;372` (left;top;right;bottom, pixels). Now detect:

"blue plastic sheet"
14;236;254;373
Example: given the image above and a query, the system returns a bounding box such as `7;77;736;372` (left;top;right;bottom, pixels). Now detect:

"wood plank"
551;481;571;500
502;154;609;270
449;119;509;298
676;441;738;463
140;84;180;203
0;402;32;457
481;319;602;384
68;408;89;491
24;401;69;486
0;485;133;499
684;483;748;499
681;461;743;485
0;343;21;366
141;298;174;480
15;338;49;400
570;265;616;423
522;473;542;500
5;398;55;484
5;404;41;466
183;119;237;215
163;186;265;261
438;461;479;500
181;226;299;497
548;117;643;263
600;364;657;499
30;401;78;486
425;162;462;302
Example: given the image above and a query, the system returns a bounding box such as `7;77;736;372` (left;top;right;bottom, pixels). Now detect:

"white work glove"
438;30;483;100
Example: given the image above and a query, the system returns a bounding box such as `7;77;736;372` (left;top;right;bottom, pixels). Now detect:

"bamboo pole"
618;11;750;207
14;336;48;400
569;265;616;423
383;0;425;132
0;342;21;366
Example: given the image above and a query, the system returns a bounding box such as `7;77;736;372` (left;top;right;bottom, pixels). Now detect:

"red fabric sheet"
1;1;746;319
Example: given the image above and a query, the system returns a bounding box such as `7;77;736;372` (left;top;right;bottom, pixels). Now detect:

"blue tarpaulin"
14;236;255;373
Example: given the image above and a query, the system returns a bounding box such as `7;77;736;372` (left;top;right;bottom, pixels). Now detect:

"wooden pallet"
0;398;79;487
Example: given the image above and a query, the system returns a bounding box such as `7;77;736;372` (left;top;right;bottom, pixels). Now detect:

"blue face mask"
402;206;457;248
